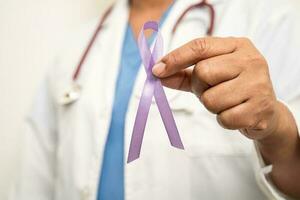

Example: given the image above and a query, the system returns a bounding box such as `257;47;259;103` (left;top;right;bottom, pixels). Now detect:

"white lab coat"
10;0;300;199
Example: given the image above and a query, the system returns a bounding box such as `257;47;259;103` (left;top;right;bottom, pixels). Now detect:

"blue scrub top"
97;6;172;200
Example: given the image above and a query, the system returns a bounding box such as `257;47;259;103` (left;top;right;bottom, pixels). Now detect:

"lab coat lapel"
100;0;129;108
82;0;128;198
84;0;129;153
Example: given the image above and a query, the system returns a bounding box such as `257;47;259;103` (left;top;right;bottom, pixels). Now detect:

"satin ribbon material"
127;21;184;163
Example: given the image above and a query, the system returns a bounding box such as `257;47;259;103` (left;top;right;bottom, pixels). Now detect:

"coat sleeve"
252;98;300;200
9;76;58;200
251;1;300;199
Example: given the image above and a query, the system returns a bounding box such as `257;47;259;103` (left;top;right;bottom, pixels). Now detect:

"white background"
0;0;112;199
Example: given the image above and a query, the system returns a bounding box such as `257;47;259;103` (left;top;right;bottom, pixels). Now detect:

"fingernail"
152;62;166;77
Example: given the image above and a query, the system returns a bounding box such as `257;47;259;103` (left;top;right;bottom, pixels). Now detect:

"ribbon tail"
154;81;184;150
127;77;156;163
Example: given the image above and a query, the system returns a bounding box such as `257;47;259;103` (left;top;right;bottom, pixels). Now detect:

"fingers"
216;96;275;135
155;36;277;138
199;77;249;114
193;54;243;86
153;37;238;78
161;67;250;115
160;53;244;94
160;69;193;92
216;100;258;130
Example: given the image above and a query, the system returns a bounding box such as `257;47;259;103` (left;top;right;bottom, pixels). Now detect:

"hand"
152;37;281;140
152;37;300;197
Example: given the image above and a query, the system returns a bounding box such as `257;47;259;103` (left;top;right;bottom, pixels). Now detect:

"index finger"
152;37;238;78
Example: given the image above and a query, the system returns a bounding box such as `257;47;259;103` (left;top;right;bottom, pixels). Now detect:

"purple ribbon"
127;21;184;163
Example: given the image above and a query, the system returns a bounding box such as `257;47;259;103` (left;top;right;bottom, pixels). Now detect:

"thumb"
159;69;192;92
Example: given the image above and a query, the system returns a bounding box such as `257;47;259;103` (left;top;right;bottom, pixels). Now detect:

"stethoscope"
60;0;215;105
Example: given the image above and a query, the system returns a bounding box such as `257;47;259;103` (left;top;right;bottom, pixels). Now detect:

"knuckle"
165;52;179;67
258;55;268;66
236;40;268;70
247;117;259;129
201;92;217;113
251;78;270;95
255;120;268;131
191;38;209;56
195;62;211;84
244;53;264;66
241;53;268;72
226;36;239;49
237;37;252;46
259;96;276;115
217;113;234;129
252;54;267;66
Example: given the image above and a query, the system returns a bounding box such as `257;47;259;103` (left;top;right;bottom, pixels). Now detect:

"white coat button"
60;82;81;105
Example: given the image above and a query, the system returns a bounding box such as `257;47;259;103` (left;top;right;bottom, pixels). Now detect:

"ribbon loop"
127;21;184;163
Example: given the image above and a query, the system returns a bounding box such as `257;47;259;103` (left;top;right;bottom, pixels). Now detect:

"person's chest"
51;0;272;199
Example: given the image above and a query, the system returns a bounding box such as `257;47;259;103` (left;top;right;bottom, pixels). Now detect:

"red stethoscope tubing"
72;5;114;80
72;0;215;82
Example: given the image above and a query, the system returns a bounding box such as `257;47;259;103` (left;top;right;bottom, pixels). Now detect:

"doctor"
11;0;300;200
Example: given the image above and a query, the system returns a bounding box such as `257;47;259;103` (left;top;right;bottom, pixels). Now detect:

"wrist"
257;100;298;164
